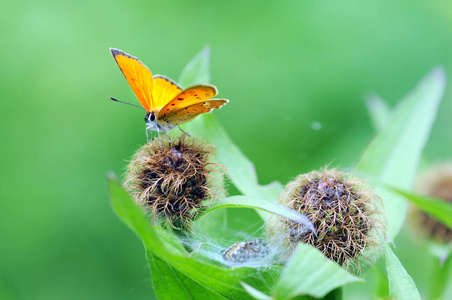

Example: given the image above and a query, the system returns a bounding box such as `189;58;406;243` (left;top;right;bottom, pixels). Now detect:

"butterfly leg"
177;125;191;137
156;127;162;147
164;130;172;144
146;128;149;143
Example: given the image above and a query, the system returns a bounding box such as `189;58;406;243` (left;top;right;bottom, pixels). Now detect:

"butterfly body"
110;48;228;142
144;111;174;139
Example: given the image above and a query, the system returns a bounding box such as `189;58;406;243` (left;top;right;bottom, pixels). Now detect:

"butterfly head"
144;111;174;135
145;111;156;123
145;111;158;130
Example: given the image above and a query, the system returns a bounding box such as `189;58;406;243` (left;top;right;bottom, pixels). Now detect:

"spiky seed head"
266;168;385;273
124;135;224;229
413;162;452;243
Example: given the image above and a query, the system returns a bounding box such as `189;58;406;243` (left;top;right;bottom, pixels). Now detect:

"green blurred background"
1;0;451;298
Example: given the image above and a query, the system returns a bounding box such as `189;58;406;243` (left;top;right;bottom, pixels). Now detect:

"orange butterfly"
109;48;228;143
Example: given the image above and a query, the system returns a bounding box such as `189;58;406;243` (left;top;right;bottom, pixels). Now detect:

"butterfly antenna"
110;97;148;111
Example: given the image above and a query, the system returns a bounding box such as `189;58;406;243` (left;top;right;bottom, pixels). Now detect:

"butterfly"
109;48;228;143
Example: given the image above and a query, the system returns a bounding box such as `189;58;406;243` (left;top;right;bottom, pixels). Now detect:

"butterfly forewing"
158;85;218;119
162;99;228;125
110;48;154;111
152;75;183;111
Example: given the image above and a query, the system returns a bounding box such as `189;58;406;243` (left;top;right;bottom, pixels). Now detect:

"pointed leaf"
205;196;315;233
147;250;226;299
430;254;452;300
355;68;446;238
356;68;445;188
108;173;172;254
383;243;422;300
178;46;211;88
273;243;362;299
179;48;283;204
241;282;273;300
108;174;281;299
393;189;452;230
365;93;392;132
186;114;284;203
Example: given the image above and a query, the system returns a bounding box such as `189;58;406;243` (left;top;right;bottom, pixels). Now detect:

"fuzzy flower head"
266;168;385;273
414;162;452;243
125;135;224;229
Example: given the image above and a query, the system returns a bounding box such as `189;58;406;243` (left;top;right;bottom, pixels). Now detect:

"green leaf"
205;196;315;232
186;114;284;203
323;288;343;300
430;254;452;300
374;260;390;299
107;173;173;255
383;243;422;300
153;226;189;256
108;175;243;296
241;282;273;300
355;68;446;238
178;46;211;88
108;174;279;299
365;93;392;132
273;243;362;299
392;188;452;230
179;47;283;205
147;250;226;299
356;68;445;187
191;207;230;242
365;93;433;169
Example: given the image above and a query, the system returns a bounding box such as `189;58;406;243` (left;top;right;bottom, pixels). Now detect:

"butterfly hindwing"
110;48;154;111
162;99;228;125
157;85;218;119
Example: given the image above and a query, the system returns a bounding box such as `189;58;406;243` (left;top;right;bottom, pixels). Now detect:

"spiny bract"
125;135;224;229
266;168;385;273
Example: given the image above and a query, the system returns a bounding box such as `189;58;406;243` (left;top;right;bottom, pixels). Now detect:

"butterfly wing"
157;85;219;120
161;99;228;125
152;75;183;111
110;49;182;111
110;48;154;111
